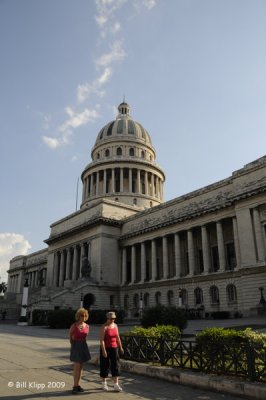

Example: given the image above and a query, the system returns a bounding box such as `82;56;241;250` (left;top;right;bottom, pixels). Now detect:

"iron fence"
120;335;266;382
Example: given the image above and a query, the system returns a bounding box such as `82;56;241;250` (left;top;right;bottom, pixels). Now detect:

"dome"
94;102;152;146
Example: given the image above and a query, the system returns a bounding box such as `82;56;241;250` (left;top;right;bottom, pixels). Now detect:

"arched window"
180;289;188;306
167;290;174;306
210;286;219;304
133;293;139;308
124;294;129;310
227;284;237;302
141;150;145;158
144;292;149;308
105;149;110;157
155;291;161;305
129;148;134;156
97;153;100;159
194;287;203;305
117;147;122;156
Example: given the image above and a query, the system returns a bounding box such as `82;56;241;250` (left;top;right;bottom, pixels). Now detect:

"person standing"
99;311;124;392
69;308;91;395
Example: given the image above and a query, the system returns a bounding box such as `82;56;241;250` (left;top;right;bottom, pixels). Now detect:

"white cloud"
96;40;126;67
42;136;61;149
133;0;156;12
77;67;112;103
59;107;100;132
0;233;31;282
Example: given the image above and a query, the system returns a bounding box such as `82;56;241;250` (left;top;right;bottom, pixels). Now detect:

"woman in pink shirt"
69;308;91;395
99;311;124;392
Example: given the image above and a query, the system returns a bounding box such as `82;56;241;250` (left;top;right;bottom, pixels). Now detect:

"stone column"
174;233;181;277
253;207;266;262
232;217;241;268
121;248;127;284
162;236;168;279
216;221;226;272
151;174;155;197
79;244;85;278
140;242;146;282
65;248;71;280
59;251;65;286
90;174;93;197
96;171;99;196
151;239;157;281
103;170;107;194
145;171;148;195
201;225;211;274
120;168;123;192
131;245;136;284
53;252;59;286
111;168;115;193
129;168;132;192
137;169;141;193
187;230;195;275
72;246;78;281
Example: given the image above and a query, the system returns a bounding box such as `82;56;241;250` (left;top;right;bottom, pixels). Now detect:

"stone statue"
81;256;92;278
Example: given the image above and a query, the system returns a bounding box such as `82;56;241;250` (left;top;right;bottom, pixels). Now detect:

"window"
141;150;145;158
155;291;161;305
167;290;174;306
210;286;219;304
180;289;188;306
117;147;122;156
105;149;110;157
194;287;203;305
129;148;134;156
133;293;139;308
144;292;149;308
227;284;237;303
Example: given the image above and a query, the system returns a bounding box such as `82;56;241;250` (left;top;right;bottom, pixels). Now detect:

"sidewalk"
0;317;265;399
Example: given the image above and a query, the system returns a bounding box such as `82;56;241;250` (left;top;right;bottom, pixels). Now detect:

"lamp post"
18;273;29;325
178;288;182;308
80;292;84;308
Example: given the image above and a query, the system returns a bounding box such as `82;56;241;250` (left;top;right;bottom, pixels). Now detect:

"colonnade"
121;207;265;285
82;167;163;201
8;274;19;293
121;217;240;285
52;242;90;287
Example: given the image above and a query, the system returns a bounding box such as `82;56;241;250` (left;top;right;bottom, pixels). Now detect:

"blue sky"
1;0;266;281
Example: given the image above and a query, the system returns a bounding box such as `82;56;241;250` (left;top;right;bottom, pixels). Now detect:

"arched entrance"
83;293;95;310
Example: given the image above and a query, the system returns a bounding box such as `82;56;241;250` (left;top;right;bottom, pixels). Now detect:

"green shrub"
125;324;180;338
141;305;187;331
47;309;75;329
32;309;49;326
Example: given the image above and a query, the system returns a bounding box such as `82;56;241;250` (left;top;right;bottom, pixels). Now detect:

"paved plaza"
0;317;265;399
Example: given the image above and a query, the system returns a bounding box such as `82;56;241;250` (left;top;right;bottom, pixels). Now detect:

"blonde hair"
75;307;89;321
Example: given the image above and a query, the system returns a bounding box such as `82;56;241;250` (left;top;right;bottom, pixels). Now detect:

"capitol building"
6;102;266;318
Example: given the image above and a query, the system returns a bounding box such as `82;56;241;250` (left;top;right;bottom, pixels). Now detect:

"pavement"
0;316;265;400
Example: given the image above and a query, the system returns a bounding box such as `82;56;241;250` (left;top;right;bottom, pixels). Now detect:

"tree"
0;282;7;294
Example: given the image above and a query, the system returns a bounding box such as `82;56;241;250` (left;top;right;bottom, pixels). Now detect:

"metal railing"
120;335;266;382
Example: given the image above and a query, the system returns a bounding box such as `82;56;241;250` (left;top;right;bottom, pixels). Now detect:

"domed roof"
94;102;152;146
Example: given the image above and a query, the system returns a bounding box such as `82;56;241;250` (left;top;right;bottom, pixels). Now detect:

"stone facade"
6;103;266;318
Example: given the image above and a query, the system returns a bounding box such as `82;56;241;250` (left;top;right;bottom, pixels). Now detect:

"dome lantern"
117;102;130;118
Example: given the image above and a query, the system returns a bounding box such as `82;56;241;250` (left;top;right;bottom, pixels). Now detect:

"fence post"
159;337;165;366
246;344;257;381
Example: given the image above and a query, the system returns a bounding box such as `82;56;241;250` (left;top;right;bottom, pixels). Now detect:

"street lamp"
178;288;182;308
18;272;29;325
